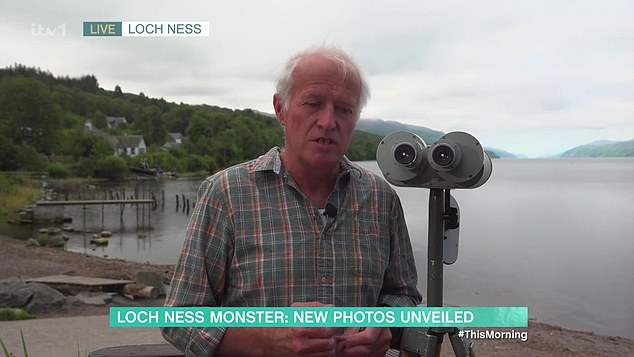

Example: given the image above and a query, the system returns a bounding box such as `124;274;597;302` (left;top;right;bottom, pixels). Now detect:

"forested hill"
559;140;634;158
0;65;382;177
356;118;445;144
357;118;502;158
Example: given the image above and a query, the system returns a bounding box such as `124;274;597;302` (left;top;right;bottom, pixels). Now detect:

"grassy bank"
0;174;41;234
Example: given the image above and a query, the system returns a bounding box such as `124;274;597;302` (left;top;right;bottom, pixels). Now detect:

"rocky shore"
0;236;172;318
0;237;631;356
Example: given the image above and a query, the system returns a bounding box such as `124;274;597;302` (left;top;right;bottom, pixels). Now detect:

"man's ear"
273;93;286;126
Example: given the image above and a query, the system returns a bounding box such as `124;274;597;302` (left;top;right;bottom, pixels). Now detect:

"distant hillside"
485;147;521;158
560;139;634;157
356;118;510;158
356;118;444;144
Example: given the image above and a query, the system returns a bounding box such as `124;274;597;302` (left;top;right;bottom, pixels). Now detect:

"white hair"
275;45;370;118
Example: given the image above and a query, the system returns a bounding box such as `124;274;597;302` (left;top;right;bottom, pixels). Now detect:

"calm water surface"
58;158;633;338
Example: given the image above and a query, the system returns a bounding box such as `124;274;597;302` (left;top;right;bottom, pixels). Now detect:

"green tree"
91;137;114;159
94;156;128;180
346;130;382;161
76;75;99;93
164;105;193;134
47;163;69;178
59;128;113;161
76;157;96;177
0;76;62;155
132;105;165;145
15;144;46;171
185;110;227;145
0;135;21;170
114;85;123;97
91;110;107;129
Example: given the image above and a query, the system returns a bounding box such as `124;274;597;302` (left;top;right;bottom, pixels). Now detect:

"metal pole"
82;204;87;251
101;191;105;230
427;188;444;307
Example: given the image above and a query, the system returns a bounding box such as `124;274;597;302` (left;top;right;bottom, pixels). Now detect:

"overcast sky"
1;0;632;157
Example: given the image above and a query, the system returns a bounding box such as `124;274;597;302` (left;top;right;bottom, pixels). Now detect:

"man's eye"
337;106;354;114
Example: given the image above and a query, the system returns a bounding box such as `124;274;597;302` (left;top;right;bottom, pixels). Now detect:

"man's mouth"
315;138;335;145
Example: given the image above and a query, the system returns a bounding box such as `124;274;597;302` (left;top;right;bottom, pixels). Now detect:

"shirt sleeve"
161;176;234;356
379;193;422;308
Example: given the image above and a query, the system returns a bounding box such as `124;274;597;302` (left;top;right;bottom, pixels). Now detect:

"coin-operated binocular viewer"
377;131;493;357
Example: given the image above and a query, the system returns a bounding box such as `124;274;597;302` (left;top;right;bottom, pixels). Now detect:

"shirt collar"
252;147;284;174
253;147;362;179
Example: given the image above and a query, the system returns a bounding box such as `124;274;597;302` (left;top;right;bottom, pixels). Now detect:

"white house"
115;135;146;157
161;132;184;151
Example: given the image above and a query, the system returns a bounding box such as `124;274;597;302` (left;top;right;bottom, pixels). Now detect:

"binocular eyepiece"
377;131;492;189
394;143;418;166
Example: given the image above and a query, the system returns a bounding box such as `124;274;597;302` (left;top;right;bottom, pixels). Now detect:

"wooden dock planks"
27;275;134;291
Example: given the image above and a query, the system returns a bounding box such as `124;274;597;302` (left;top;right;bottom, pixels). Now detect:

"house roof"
84;124;118;147
106;116;128;126
117;135;145;148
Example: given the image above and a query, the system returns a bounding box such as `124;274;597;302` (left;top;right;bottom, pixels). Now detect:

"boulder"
74;291;115;306
47;235;67;247
47;227;62;236
0;278;30;308
0;278;66;314
135;271;166;295
122;283;160;299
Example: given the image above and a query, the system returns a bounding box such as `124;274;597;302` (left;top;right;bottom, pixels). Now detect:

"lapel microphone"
324;203;338;218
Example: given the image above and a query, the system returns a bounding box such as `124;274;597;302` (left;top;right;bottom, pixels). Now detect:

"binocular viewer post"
377;131;492;357
397;188;475;357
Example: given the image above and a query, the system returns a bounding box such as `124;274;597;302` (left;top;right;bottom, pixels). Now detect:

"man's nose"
316;103;336;129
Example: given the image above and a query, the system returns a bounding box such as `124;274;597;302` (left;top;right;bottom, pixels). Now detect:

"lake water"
58;158;633;338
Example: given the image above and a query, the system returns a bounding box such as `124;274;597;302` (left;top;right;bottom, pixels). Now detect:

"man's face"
274;55;361;172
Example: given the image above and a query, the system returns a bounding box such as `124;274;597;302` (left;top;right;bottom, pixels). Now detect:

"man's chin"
307;155;342;171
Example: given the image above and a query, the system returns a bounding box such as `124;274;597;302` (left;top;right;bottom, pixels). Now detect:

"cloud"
0;0;632;157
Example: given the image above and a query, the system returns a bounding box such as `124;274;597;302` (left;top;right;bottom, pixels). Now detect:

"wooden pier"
35;199;156;231
36;199;155;206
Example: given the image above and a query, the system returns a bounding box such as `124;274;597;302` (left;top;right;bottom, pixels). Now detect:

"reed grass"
0;329;29;357
0;174;40;222
0;308;36;321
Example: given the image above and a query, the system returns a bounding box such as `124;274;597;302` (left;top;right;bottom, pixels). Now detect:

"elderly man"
162;46;421;356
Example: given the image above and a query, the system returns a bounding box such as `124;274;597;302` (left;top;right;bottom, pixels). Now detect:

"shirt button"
321;275;328;284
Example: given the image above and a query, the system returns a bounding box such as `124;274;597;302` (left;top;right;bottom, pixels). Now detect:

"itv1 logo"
83;22;122;36
32;23;67;37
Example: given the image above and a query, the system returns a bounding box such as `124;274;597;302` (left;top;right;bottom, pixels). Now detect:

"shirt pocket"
353;218;390;301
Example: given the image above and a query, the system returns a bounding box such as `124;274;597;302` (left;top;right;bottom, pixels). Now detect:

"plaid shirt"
162;147;421;356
